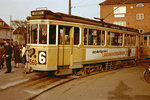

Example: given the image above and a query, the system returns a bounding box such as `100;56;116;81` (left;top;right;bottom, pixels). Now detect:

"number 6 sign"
38;51;46;64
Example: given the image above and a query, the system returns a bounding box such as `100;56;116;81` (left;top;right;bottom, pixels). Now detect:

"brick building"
0;18;13;41
99;0;150;33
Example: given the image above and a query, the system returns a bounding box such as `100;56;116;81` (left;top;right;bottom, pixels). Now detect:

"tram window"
140;36;144;46
125;34;130;46
74;27;80;45
88;29;93;45
125;34;136;46
108;32;122;46
39;24;47;44
149;36;150;46
88;29;98;45
144;36;147;46
49;25;56;44
84;28;88;45
84;28;105;46
97;30;105;45
131;35;136;46
65;27;71;45
58;26;63;45
108;32;111;45
58;26;71;45
31;24;38;44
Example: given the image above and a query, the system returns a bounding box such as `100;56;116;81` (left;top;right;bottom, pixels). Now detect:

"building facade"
99;0;150;33
0;18;13;41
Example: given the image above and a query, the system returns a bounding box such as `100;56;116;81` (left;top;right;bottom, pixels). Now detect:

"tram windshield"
31;24;38;44
39;24;47;44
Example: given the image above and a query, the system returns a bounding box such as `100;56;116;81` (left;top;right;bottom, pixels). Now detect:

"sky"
0;0;105;25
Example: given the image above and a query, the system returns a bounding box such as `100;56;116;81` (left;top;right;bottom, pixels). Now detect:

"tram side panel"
70;47;137;69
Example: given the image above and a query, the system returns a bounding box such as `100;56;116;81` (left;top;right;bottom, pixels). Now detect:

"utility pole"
69;0;71;15
10;16;13;41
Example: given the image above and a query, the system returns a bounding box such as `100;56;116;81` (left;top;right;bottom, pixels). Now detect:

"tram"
140;33;150;59
26;9;140;75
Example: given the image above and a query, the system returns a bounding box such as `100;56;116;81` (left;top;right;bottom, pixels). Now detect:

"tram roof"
27;10;139;33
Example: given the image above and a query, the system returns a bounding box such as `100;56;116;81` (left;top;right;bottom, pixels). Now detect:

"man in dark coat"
0;47;4;69
13;42;21;68
3;41;13;73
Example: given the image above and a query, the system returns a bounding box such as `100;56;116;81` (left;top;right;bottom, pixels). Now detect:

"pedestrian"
13;42;21;68
21;44;26;67
0;47;4;69
3;41;13;73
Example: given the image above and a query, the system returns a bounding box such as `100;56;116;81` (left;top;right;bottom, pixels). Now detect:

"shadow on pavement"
108;80;150;100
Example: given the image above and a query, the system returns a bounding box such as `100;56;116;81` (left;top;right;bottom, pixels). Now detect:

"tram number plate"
38;51;46;64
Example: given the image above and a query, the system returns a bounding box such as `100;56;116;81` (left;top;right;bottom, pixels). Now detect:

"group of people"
0;41;26;73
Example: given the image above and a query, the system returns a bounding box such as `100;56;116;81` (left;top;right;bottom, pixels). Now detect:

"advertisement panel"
86;48;135;60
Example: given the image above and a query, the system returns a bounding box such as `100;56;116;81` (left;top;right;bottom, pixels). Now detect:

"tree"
11;20;27;44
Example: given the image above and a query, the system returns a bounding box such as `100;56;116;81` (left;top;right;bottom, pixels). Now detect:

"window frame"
83;28;105;46
136;13;144;20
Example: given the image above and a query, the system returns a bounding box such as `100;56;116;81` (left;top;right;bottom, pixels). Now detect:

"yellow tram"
26;9;140;75
140;33;150;59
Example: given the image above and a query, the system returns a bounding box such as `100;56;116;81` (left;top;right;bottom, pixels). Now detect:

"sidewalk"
0;61;24;75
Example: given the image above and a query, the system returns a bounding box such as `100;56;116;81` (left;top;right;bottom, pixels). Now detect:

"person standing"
13;42;21;68
3;41;13;73
21;44;26;67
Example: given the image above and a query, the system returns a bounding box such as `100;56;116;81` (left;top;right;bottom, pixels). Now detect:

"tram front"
26;19;59;72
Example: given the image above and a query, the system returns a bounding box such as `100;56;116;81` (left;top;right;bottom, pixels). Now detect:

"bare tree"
11;20;27;44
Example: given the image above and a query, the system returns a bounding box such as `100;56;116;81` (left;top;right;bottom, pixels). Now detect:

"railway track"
0;70;75;100
0;65;136;100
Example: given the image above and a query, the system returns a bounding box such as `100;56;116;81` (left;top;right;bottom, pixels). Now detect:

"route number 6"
38;51;46;64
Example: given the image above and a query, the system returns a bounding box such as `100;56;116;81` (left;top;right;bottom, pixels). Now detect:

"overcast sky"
0;0;105;25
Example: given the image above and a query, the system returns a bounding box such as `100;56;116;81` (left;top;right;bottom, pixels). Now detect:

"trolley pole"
69;0;71;15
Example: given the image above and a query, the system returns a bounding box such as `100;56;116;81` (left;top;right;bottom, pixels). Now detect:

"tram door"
58;26;73;67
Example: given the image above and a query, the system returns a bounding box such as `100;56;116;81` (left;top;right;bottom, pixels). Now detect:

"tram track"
0;65;136;100
26;65;136;100
25;71;114;100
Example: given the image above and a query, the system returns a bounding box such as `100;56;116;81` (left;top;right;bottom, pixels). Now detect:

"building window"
114;6;126;18
136;3;144;7
139;29;144;33
113;21;126;27
0;22;4;26
136;13;144;20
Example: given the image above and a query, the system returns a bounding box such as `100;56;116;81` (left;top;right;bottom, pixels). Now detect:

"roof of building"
0;18;13;30
100;0;150;5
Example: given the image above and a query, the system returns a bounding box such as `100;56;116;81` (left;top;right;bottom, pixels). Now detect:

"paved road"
0;61;150;100
35;62;150;100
